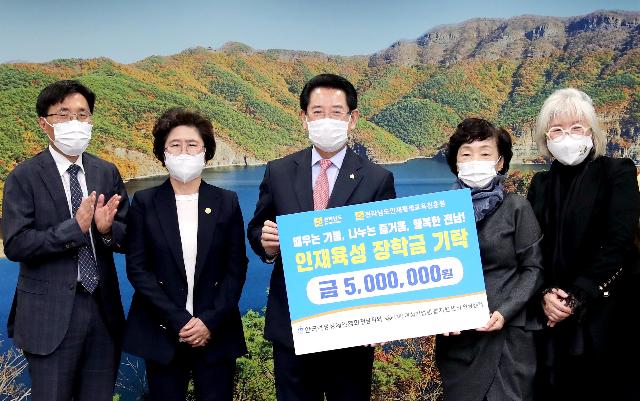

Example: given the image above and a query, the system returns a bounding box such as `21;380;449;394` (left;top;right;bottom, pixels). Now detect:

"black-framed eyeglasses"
45;111;93;122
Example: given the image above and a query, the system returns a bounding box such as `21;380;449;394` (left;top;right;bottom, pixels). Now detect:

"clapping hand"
75;191;97;234
94;194;121;234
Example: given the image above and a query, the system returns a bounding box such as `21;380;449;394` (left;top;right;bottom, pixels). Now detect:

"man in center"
248;73;396;400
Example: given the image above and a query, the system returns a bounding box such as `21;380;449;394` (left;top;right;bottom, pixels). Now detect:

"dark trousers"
535;352;635;401
534;328;638;401
24;288;119;401
273;344;374;401
145;344;236;401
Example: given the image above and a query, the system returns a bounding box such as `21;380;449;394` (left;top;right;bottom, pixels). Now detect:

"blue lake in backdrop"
0;157;547;398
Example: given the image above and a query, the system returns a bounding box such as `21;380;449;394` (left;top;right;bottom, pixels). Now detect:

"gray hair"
534;88;607;158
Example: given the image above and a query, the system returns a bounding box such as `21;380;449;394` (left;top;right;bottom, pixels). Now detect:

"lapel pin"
349;173;355;180
204;207;212;214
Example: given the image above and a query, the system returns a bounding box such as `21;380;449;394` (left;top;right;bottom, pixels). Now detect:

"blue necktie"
67;164;99;293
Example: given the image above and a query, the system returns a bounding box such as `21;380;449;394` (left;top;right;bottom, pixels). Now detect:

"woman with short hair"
527;88;640;400
436;117;544;401
123;108;248;401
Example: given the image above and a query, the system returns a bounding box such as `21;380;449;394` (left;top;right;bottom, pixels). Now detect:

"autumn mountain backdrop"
0;10;638;207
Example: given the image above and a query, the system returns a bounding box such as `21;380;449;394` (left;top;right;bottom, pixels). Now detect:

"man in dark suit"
2;80;128;401
247;74;396;401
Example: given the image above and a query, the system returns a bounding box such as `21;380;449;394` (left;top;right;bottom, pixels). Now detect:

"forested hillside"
1;10;638;208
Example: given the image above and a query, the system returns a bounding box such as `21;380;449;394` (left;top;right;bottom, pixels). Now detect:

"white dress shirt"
311;146;347;197
49;146;96;280
175;193;199;315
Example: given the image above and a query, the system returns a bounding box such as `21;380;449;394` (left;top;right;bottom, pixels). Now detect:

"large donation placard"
277;189;490;355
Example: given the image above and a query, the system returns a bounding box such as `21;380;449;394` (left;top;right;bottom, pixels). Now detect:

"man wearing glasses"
248;74;396;401
2;80;128;401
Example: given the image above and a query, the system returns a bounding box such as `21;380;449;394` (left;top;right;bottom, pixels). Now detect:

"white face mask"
45;119;92;156
307;117;349;153
547;135;593;166
457;158;501;188
164;152;205;183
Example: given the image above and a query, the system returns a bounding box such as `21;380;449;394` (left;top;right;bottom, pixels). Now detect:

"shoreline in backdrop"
0;157;548;400
128;155;548;181
0;155;548;259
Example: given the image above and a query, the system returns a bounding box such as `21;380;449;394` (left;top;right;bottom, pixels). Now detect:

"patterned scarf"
454;175;505;222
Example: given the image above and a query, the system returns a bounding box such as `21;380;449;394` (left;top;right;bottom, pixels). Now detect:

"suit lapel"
293;148;314;212
37;151;71;221
82;154;103;248
194;182;221;284
153;180;188;282
327;148;363;208
82;154;103;198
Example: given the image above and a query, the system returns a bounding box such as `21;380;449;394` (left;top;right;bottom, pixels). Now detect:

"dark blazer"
527;156;640;351
2;150;128;355
247;146;396;348
123;179;247;364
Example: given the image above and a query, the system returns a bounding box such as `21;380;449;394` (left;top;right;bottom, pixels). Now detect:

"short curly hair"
152;108;216;166
446;118;513;175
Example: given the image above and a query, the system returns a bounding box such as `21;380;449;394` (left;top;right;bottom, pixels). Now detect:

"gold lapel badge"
205;207;212;215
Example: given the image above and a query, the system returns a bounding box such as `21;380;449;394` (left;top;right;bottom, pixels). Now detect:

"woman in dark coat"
123;108;248;401
527;88;640;401
436;118;545;401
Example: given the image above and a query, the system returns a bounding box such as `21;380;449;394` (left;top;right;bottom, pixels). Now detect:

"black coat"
123;180;247;364
247;147;396;348
527;156;640;353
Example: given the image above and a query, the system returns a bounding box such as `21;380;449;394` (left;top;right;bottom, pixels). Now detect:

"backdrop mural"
0;4;639;400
